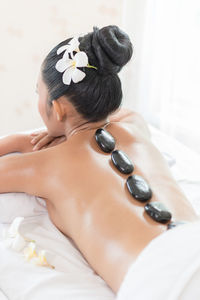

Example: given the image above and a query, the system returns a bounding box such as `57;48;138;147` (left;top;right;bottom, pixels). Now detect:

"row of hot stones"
95;128;187;230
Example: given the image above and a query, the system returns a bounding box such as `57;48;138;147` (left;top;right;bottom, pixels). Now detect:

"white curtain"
120;0;200;154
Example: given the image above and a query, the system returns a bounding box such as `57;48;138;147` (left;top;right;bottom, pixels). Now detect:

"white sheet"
0;214;114;300
149;124;200;214
0;125;200;299
117;219;200;300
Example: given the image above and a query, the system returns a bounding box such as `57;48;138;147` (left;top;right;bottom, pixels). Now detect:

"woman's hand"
0;131;66;156
30;130;66;151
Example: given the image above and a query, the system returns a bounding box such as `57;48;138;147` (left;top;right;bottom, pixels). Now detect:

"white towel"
117;219;200;300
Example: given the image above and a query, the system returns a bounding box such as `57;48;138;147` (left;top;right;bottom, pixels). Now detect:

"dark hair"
41;25;133;122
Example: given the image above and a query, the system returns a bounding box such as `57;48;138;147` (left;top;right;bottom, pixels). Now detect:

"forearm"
0;134;20;156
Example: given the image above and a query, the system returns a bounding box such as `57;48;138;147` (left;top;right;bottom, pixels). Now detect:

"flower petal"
62;38;80;55
12;234;26;252
38;250;48;264
55;58;72;73
8;217;24;237
62;67;74;85
72;68;86;83
63;49;70;60
24;242;37;260
31;250;55;269
57;45;68;55
74;52;88;67
68;37;80;49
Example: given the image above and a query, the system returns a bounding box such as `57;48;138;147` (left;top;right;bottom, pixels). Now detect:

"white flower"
30;249;55;269
55;51;88;85
23;242;37;261
57;36;80;58
24;243;55;269
2;217;26;252
55;36;97;85
2;217;54;269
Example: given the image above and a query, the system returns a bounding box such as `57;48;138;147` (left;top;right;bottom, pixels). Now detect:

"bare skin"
0;72;199;293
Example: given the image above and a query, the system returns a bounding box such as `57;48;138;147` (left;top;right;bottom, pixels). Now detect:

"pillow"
0;192;47;224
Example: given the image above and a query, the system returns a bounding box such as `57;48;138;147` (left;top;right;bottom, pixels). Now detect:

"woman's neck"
64;118;110;139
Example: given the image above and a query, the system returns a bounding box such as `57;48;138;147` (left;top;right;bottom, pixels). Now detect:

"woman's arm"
0;150;48;197
0;134;21;156
0;131;67;156
0;134;35;156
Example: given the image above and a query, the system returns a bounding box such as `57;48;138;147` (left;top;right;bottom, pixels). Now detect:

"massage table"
0;124;200;299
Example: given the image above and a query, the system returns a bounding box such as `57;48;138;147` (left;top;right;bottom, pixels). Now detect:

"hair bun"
91;25;133;74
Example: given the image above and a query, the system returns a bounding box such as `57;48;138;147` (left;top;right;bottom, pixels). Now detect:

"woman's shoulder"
108;108;151;141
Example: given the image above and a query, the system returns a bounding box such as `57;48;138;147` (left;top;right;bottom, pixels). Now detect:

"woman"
0;25;198;294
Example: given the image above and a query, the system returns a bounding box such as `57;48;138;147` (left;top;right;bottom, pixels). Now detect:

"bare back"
37;120;198;291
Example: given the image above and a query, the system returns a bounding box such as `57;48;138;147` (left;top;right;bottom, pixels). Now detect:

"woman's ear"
52;100;64;121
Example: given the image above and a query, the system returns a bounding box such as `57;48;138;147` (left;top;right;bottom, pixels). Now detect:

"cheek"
38;96;46;120
37;96;50;130
37;97;56;134
37;97;42;116
37;95;64;136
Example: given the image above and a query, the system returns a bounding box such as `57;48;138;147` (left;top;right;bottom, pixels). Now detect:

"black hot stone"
111;150;134;174
126;175;152;202
144;202;172;224
95;128;116;153
167;220;188;230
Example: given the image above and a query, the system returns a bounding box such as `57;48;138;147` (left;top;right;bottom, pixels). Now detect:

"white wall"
121;0;200;154
0;0;123;136
120;0;148;111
